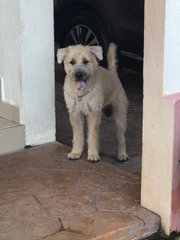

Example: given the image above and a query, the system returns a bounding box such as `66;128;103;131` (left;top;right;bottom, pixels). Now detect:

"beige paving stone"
36;185;96;217
37;170;81;187
80;172;115;191
76;181;109;195
0;216;60;240
0;196;47;219
56;156;140;185
0;195;4;205
0;143;67;178
126;206;161;239
0;196;61;240
0;179;45;204
80;160;140;183
56;156;95;172
0;179;43;194
44;231;90;240
110;182;141;202
96;192;136;212
62;211;143;238
79;171;125;192
0;155;43;181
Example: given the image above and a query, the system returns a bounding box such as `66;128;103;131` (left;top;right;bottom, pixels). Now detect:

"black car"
54;0;144;69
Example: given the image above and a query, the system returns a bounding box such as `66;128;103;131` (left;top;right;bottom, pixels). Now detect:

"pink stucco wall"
172;95;180;232
166;93;180;232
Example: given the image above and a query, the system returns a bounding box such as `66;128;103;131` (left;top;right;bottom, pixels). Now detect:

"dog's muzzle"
73;70;88;90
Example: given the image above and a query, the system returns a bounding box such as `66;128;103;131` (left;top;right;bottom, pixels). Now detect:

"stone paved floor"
0;143;159;240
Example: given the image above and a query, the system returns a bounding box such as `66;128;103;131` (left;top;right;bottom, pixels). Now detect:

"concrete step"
0;117;25;155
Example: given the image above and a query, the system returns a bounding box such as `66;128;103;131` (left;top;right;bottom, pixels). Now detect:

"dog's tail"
107;43;118;74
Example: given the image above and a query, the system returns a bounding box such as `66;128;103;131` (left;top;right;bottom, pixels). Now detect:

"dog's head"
57;45;103;90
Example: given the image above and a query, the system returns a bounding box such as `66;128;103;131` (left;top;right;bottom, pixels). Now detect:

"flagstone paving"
0;143;159;240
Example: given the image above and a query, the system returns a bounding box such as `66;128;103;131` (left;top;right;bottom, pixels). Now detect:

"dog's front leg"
68;111;84;160
87;113;101;162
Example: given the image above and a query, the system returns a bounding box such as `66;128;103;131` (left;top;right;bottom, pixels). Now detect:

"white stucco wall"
19;0;55;145
163;0;180;95
0;0;55;145
0;0;21;105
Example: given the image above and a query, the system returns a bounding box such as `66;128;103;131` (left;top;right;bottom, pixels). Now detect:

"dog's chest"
65;90;102;115
75;95;93;115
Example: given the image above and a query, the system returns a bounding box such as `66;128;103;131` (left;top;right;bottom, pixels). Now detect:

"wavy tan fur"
57;43;128;161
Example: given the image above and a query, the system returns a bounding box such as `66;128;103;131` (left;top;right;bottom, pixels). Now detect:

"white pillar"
142;0;180;234
0;0;55;145
0;0;21;105
163;0;180;95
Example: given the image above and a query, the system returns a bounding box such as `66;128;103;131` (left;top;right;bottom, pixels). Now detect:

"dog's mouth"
73;70;88;90
76;80;86;90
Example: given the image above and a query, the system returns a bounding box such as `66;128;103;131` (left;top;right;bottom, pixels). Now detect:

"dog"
57;43;128;162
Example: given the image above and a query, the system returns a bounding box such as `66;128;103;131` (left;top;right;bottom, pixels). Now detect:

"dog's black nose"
75;71;83;79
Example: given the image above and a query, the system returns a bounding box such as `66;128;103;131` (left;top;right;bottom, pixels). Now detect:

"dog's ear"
89;46;103;61
57;48;67;64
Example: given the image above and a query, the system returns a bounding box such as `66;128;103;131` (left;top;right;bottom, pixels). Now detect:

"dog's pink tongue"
77;81;86;90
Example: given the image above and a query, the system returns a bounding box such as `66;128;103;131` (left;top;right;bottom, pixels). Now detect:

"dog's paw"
117;153;129;162
67;152;81;160
87;154;100;162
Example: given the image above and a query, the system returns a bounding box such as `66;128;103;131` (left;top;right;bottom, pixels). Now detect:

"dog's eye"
83;59;89;65
69;59;76;65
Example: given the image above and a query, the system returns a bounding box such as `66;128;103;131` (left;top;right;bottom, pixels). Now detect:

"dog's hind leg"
113;92;129;161
87;113;101;162
68;111;84;160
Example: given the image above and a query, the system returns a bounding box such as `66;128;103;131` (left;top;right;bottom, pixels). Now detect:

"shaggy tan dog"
57;43;128;162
